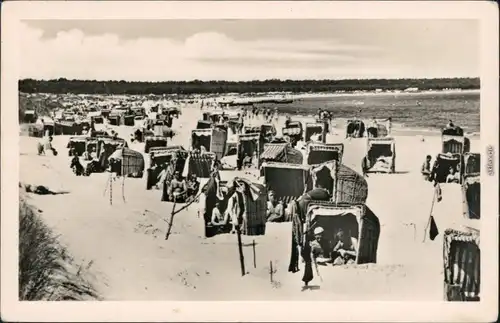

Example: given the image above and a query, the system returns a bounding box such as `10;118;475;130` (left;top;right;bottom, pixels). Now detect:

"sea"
248;91;480;136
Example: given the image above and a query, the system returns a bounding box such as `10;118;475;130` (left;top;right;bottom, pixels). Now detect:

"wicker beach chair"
443;228;480;301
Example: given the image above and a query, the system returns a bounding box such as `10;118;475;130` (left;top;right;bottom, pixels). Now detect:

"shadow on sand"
301;285;321;291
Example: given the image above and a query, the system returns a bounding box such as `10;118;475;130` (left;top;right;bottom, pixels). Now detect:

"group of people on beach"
421;155;460;184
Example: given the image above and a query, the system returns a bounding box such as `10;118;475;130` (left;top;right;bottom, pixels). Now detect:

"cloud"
18;22;475;81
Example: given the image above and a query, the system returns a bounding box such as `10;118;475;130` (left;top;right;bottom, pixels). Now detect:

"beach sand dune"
19;103;478;301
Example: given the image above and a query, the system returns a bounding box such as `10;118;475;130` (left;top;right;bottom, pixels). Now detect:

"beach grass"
19;194;100;301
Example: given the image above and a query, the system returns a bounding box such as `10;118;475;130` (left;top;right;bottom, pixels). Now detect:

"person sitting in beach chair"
186;173;200;202
210;202;225;226
167;171;188;202
85;147;100;175
421;155;432;181
446;120;455;128
310;133;322;143
446;166;460;184
331;228;358;265
311;227;334;266
69;149;84;176
266;190;285;222
242;153;253;170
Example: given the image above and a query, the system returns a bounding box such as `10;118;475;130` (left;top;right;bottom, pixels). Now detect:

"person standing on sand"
361;156;369;178
384;117;392;135
421;155;432;181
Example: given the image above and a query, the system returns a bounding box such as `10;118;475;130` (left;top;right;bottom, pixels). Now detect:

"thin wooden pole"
103;176;109;196
109;174;113;206
252;239;257;268
165;201;177;240
122;176;126;203
269;260;273;283
236;226;246;276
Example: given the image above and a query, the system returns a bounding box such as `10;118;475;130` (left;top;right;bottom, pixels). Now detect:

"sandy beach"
19;101;478;301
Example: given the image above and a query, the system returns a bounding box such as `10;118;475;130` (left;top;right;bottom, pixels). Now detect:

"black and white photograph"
1;1;498;322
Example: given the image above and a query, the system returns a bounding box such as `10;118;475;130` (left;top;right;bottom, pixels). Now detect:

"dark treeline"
19;77;480;95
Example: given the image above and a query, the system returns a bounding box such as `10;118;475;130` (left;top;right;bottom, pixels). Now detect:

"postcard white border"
1;1;498;322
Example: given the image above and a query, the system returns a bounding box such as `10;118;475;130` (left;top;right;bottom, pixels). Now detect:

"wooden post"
269;260;273;283
236;226;246;276
252;239;256;268
122;176;126;203
109;175;113;205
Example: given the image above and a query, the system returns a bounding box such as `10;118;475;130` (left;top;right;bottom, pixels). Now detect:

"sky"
19;19;479;81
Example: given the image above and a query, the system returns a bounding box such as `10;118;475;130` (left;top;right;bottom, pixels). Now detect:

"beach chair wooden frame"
305;201;380;264
237;133;263;167
260;143;288;163
112;147;145;178
463;153;480;179
434;153;463;184
196;120;212;129
304;122;326;143
186;152;217;179
261;162;312;204
306;142;344;166
261;123;277;137
282;121;304;140
443;228;480;301
67;136;87;156
144;136;168;153
365;137;396;173
244;125;262;135
191;128;228;160
441;135;465;154
462;175;480;220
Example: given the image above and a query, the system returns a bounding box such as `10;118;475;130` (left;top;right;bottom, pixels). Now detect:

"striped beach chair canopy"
443;228;480;301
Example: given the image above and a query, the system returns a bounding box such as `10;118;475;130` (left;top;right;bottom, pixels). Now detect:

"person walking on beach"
385;117;392;135
361;156;369;178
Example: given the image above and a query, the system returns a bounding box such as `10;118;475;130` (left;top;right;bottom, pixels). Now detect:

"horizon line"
20;76;480;83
